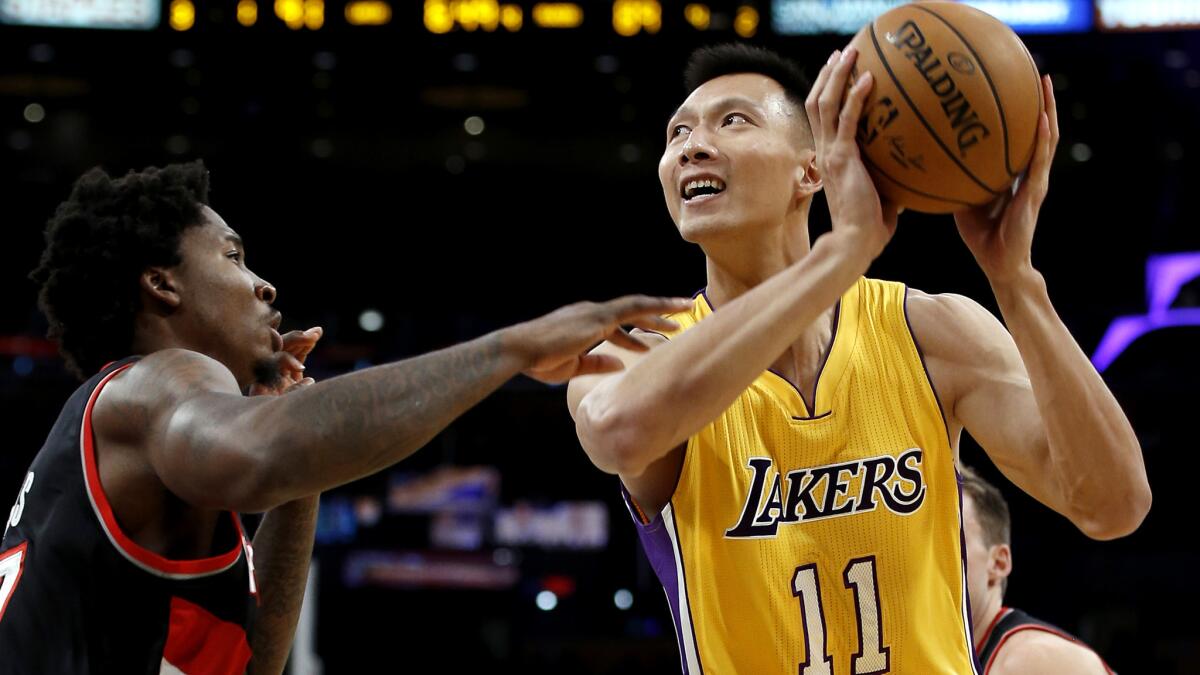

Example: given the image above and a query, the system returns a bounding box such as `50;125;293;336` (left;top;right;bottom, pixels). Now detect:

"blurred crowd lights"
685;3;711;30
345;0;391;25
734;4;757;36
531;2;582;28
423;1;736;34
237;0;257;26
613;0;660;36
163;0;748;34
169;0;194;30
424;0;523;33
274;0;324;30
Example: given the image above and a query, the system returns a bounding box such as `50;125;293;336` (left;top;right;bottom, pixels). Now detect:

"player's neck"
132;317;246;386
702;219;812;308
972;591;1007;650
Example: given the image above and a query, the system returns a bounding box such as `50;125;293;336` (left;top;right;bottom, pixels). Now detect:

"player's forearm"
991;267;1150;539
265;331;526;497
243;330;528;507
578;231;871;476
247;496;319;675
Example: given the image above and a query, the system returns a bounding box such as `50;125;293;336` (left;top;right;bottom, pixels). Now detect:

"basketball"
847;1;1044;213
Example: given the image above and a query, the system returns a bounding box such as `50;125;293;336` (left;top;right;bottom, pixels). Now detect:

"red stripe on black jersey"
80;363;245;578
0;356;258;673
0;542;28;622
976;606;1115;674
161;596;252;675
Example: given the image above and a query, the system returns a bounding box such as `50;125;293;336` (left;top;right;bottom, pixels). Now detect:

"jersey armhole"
901;285;954;448
619;437;693;528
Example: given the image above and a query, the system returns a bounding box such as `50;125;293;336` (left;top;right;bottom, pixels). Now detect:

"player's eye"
227;251;242;263
723;113;749;126
671;124;691;139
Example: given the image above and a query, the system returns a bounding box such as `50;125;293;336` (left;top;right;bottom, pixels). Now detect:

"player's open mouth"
681;176;726;203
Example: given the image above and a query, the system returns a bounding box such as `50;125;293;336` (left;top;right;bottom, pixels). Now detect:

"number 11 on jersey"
792;555;891;674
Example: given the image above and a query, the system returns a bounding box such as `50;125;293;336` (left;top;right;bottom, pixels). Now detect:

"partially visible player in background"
962;465;1115;674
0;161;688;674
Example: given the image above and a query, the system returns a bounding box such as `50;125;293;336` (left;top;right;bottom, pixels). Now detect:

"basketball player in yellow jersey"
566;44;1151;674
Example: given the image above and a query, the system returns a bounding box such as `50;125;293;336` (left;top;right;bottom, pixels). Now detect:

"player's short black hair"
960;465;1011;547
684;43;813;118
29;161;210;379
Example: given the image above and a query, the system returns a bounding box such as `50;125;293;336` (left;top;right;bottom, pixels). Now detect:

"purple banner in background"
1092;252;1200;372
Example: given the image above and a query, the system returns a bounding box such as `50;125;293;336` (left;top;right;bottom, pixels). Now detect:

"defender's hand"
507;295;692;384
250;327;323;396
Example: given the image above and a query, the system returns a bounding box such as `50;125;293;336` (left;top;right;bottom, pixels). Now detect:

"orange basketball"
847;1;1044;213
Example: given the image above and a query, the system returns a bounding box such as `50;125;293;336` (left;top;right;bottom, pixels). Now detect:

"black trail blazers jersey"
975;606;1116;674
0;358;258;674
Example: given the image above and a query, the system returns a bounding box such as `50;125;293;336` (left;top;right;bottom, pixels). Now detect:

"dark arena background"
2;0;1198;672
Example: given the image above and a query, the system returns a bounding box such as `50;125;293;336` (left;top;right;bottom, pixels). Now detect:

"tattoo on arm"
267;333;517;496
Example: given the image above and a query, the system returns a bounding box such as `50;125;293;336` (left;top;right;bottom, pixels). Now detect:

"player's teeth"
683;178;726;199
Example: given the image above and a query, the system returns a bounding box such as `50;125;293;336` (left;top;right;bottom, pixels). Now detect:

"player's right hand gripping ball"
847;1;1044;214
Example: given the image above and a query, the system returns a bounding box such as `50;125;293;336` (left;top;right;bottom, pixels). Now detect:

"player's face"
963;492;1012;624
173;207;282;387
659;73;811;244
962;494;992;612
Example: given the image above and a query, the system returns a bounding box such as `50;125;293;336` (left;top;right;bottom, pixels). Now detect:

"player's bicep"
913;294;1052;493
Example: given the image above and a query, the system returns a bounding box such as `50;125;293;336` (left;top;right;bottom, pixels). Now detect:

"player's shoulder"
619;292;703;345
93;349;240;439
991;628;1109;674
111;348;238;396
902;287;1009;358
903;286;991;325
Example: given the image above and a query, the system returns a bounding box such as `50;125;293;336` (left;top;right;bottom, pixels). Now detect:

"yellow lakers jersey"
622;277;976;675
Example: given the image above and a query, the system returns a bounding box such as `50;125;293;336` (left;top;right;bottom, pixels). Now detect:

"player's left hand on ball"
805;47;898;259
250;326;323;396
954;74;1059;284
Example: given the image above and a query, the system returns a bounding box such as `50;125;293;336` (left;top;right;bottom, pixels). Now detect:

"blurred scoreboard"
1097;0;1200;31
0;0;159;28
772;0;1093;35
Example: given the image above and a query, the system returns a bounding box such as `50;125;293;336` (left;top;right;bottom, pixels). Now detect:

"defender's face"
174;207;281;386
659;73;809;243
962;494;993;611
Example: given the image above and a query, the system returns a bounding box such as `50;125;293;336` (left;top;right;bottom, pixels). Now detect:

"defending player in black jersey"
0;161;687;674
961;466;1115;674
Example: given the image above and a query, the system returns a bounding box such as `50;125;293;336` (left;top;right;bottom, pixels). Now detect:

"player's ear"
141;267;182;310
988;543;1012;583
794;148;822;205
